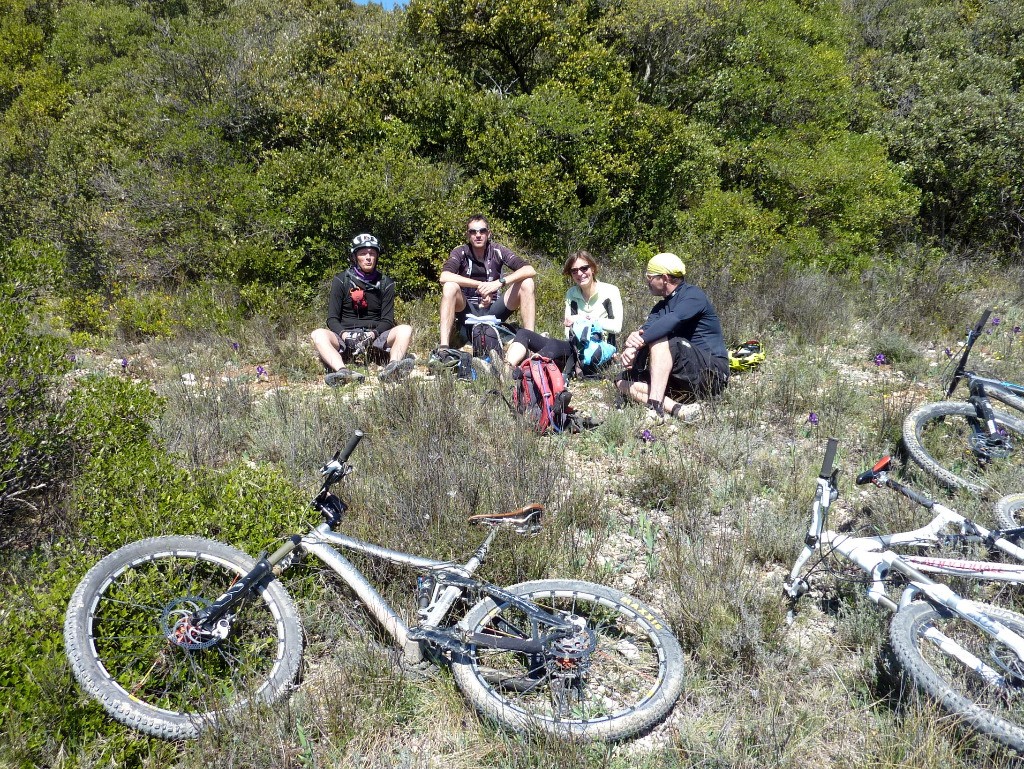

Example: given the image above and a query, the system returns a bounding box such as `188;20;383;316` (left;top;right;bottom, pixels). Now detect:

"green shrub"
114;291;174;340
0;287;73;543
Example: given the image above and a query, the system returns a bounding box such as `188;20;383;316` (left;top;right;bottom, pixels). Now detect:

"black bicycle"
903;309;1024;494
64;432;684;742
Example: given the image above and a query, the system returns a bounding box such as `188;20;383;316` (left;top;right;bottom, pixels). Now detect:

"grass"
4;254;1024;768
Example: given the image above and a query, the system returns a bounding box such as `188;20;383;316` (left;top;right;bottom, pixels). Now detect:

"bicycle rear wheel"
64;536;303;739
890;601;1024;752
902;401;1024;494
451;579;684;742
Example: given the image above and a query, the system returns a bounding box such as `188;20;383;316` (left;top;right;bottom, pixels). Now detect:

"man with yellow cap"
617;252;728;419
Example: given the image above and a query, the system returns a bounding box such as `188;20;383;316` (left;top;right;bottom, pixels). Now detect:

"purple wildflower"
944;347;953;358
68;353;77;363
808;412;819;426
874;353;887;366
256;365;266;376
1014;326;1021;334
992;317;1001;326
231;341;240;351
121;358;129;369
640;429;655;443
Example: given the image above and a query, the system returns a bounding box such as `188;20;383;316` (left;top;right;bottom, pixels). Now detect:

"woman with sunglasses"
504;251;622;375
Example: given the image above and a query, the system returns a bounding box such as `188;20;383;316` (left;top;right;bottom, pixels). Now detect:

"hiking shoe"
670;402;702;423
325;368;364;387
428;347;460;373
471;356;495;379
379;355;415;382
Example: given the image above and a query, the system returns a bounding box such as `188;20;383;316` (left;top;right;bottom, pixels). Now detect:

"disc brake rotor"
968;432;1013;460
160;596;220;650
545;617;598;675
990;641;1024;687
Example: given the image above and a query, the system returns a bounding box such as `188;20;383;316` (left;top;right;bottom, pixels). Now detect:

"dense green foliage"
0;283;72;536
2;1;1023;765
851;0;1024;251
3;0;1019;332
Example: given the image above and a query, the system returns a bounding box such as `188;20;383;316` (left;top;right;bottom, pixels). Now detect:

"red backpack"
512;355;574;434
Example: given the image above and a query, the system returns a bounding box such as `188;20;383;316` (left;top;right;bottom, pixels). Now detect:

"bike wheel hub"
546;623;597;673
160;596;221;650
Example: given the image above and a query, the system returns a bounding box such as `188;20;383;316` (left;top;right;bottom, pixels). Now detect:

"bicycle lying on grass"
903;308;1024;494
785;438;1024;752
64;432;684;742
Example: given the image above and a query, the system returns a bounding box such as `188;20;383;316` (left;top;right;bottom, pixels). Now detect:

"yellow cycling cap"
646;252;686;277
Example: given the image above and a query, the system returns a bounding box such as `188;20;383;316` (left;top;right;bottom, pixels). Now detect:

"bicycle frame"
195;431;573;667
301;522;468;661
965;375;1024;414
785;440;1024;657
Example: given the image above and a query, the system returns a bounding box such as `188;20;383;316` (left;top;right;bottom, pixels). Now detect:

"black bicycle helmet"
349;233;381;256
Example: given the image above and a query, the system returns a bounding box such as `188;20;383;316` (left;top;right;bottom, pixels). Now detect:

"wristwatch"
498;276;507;286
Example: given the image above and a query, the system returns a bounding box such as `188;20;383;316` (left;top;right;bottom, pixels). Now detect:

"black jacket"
326;268;396;336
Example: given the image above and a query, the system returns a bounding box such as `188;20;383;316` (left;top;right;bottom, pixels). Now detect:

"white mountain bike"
64;432;684;742
785;438;1024;752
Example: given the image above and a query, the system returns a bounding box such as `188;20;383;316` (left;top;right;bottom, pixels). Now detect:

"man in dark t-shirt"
437;214;537;349
311;234;415;385
617;252;729;420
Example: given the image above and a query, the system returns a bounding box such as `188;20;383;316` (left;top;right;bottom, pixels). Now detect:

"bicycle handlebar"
856;456;892;485
820;438;838;479
856;456;935;509
337;430;364;463
973;308;993;338
887;477;934;509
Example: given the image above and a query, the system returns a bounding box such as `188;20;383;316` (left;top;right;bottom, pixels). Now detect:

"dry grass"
9;265;1024;769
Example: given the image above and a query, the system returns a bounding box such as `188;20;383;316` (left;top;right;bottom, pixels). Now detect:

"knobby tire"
996;493;1024;530
64;536;303;739
451;579;684;742
902;401;1024;494
890;601;1024;753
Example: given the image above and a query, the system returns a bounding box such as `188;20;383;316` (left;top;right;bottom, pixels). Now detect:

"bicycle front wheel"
996;493;1024;530
64;536;303;739
890;601;1024;752
451;579;684;742
902;401;1024;494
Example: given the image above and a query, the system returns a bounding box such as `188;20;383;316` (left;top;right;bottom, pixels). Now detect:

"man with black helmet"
311;234;415;385
436;214;537;351
617;252;728;420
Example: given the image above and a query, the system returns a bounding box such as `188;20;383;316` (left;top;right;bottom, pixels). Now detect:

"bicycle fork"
875;555;1024;687
185;534;306;643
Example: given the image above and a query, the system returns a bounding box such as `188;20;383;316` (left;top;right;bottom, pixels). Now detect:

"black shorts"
337;329;390;364
621;337;728;400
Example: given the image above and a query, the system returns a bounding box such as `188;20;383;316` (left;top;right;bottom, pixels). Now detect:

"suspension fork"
192;534;304;632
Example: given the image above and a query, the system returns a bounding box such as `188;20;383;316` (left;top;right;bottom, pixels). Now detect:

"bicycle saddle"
468;504;544;533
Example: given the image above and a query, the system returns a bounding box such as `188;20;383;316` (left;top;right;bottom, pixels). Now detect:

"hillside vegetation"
2;0;1024;767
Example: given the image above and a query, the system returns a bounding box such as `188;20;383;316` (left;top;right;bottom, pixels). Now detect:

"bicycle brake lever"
856;456;892;485
321;459;344;478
